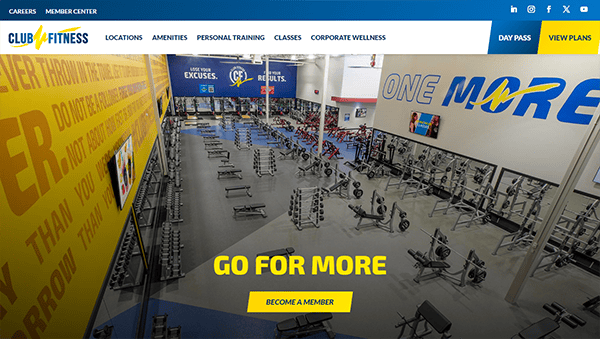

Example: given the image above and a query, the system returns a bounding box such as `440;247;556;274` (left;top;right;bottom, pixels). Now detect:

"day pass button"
247;291;353;313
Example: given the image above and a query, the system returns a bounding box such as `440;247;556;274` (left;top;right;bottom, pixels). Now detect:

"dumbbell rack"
108;221;146;290
253;148;276;177
151;314;182;339
235;128;252;150
166;123;183;223
220;115;235;131
159;222;185;281
289;187;324;231
134;155;160;227
166;181;183;223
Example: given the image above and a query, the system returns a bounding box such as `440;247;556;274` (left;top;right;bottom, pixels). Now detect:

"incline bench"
218;169;242;179
225;185;252;197
276;313;335;339
233;203;267;218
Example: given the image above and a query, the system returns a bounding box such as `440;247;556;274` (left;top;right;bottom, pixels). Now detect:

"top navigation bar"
1;1;599;21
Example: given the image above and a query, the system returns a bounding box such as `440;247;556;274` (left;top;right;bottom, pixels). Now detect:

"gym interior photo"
1;53;599;339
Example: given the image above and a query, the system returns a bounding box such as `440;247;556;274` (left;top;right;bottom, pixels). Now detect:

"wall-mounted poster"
344;113;350;121
108;135;136;210
355;108;367;118
409;111;440;139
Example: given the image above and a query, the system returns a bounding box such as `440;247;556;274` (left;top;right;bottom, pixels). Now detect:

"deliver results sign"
167;55;297;98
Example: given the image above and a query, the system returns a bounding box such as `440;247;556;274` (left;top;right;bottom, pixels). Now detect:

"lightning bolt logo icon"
230;77;254;87
12;25;81;50
470;79;560;111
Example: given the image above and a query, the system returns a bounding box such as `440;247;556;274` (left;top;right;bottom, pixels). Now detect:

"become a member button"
247;291;353;313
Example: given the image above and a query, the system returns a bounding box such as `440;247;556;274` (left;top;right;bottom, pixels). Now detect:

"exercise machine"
348;190;410;233
530;200;599;275
492;183;550;255
408;228;487;287
323;164;364;199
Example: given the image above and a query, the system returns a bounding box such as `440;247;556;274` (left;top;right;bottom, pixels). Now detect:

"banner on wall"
168;55;297;98
0;54;159;339
374;54;600;189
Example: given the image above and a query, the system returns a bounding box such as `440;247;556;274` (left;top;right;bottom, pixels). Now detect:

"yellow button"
538;21;600;54
247;291;353;313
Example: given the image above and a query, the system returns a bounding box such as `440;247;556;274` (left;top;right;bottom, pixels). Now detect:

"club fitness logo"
229;66;253;87
8;25;89;50
381;73;600;125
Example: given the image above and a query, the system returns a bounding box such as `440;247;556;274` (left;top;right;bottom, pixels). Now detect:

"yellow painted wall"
150;54;171;119
0;55;160;339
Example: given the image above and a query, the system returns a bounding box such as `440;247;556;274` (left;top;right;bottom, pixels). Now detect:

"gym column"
317;54;330;155
505;104;600;303
144;55;168;176
265;55;270;124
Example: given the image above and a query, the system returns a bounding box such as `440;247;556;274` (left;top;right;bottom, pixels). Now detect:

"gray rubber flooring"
148;118;600;339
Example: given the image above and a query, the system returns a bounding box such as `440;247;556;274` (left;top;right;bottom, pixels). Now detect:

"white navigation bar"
0;21;492;54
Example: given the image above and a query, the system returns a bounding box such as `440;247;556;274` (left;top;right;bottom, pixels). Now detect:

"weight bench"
225;185;252;197
408;249;451;269
233;203;267;217
512;302;586;339
408;249;451;284
218;169;242;179
275;313;335;339
257;247;295;258
396;300;452;339
205;142;223;150
348;204;384;221
583;295;599;316
296;162;317;176
219;159;234;168
207;150;229;158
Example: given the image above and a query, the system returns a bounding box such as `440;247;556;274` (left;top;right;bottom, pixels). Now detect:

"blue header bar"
1;1;598;21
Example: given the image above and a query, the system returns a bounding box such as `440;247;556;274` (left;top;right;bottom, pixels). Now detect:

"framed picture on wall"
344;113;350;121
355;108;367;118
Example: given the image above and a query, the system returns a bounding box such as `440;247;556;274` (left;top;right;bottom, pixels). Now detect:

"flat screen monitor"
108;135;135;210
409;111;440;139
